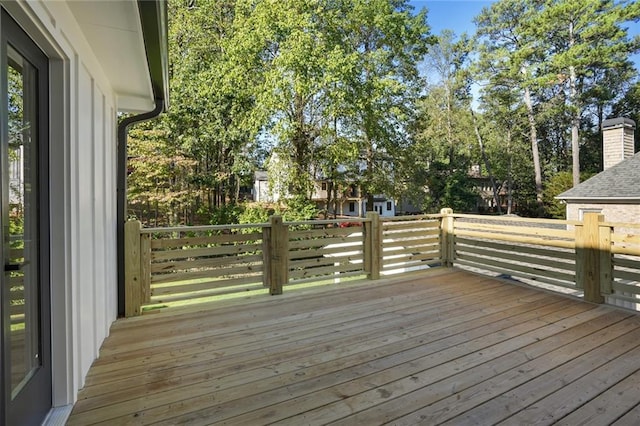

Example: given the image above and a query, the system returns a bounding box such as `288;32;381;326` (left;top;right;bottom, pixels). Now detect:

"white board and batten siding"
3;1;123;408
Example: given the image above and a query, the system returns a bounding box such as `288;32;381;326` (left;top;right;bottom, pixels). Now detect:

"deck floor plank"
80;279;511;392
499;340;640;426
66;269;640;426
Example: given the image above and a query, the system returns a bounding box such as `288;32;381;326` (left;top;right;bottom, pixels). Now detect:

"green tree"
229;0;431;205
531;0;640;186
127;122;197;225
339;0;431;208
167;0;259;210
475;0;547;208
408;31;478;213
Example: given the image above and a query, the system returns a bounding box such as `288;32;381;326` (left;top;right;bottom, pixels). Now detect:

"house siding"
5;1;121;408
566;202;640;234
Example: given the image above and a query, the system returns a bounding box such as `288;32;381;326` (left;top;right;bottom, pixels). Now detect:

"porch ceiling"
67;269;640;425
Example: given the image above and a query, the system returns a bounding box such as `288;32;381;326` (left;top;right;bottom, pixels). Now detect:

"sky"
408;0;640;70
408;0;492;37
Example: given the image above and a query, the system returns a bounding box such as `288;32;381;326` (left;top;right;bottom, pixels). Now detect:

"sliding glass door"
1;9;50;426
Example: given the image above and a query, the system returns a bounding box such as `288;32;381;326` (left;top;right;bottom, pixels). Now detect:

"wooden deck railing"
124;210;640;317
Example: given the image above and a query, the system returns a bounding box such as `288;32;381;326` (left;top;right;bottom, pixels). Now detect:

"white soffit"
67;0;154;111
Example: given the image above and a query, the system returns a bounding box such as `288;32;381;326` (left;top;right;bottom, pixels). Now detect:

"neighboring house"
0;2;168;425
252;172;396;217
252;170;270;203
558;118;638;224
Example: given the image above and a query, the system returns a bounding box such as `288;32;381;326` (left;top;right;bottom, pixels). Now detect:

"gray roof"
602;117;636;130
557;152;640;201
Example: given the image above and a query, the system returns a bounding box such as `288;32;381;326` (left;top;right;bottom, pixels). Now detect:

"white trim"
559;197;640;204
42;404;73;426
578;207;603;221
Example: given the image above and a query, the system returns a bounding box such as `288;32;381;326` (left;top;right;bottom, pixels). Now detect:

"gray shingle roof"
557;152;640;200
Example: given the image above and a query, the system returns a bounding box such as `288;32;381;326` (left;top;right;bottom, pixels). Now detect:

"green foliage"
128;0;640;224
238;203;274;229
228;0;431;199
209;204;243;225
543;171;573;219
422;163;478;213
281;195;318;222
543;171;595;218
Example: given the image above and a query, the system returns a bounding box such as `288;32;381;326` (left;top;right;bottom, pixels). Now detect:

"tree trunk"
568;21;580;187
326;180;333;218
506;129;513;215
471;109;502;214
523;85;543;208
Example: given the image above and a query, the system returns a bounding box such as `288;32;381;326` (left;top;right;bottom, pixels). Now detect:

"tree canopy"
128;0;640;225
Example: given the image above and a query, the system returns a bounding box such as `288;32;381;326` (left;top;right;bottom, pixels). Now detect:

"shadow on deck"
68;268;640;425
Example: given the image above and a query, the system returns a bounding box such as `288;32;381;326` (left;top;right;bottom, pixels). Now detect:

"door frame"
0;8;51;425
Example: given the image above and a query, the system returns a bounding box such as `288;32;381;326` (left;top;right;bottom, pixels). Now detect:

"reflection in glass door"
7;42;40;401
1;9;50;426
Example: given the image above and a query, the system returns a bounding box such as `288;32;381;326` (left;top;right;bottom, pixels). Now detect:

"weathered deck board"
67;268;640;425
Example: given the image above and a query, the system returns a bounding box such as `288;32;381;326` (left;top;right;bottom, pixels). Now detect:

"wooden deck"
67;268;640;425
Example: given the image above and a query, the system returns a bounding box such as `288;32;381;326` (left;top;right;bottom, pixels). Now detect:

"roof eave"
137;0;170;110
556;196;640;204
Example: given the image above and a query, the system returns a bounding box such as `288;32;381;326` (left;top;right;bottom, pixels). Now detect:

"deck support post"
576;213;606;303
440;208;454;267
125;220;143;317
266;215;288;295
364;212;381;280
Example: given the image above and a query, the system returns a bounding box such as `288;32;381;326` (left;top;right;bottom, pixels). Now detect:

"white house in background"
252;171;396;217
0;2;168;425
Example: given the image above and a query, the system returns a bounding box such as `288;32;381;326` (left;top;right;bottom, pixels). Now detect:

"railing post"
267;215;288;295
124;220;142;317
140;232;152;304
575;213;605;304
364;212;381;280
262;224;272;289
440;208;454;267
599;223;613;296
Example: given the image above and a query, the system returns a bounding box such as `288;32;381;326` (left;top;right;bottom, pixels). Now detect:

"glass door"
1;9;50;426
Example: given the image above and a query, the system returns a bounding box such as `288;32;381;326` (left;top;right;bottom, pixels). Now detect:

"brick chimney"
602;117;636;170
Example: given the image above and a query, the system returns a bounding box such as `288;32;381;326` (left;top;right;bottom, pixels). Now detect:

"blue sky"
408;0;640;69
408;0;492;37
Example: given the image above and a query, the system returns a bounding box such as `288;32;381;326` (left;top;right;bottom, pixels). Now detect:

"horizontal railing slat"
454;258;578;290
151;254;263;274
289;254;362;270
288;245;363;261
150;232;263;249
151;275;263;296
456;244;574;272
151;242;263;261
453;229;575;249
151;263;263;284
289;262;364;280
288;234;363;250
455;252;576;284
289;227;359;239
455;237;575;261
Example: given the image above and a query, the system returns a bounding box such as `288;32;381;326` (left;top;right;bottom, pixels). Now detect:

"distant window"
349;202;355;212
321;182;327;190
386;201;392;211
579;208;602;220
